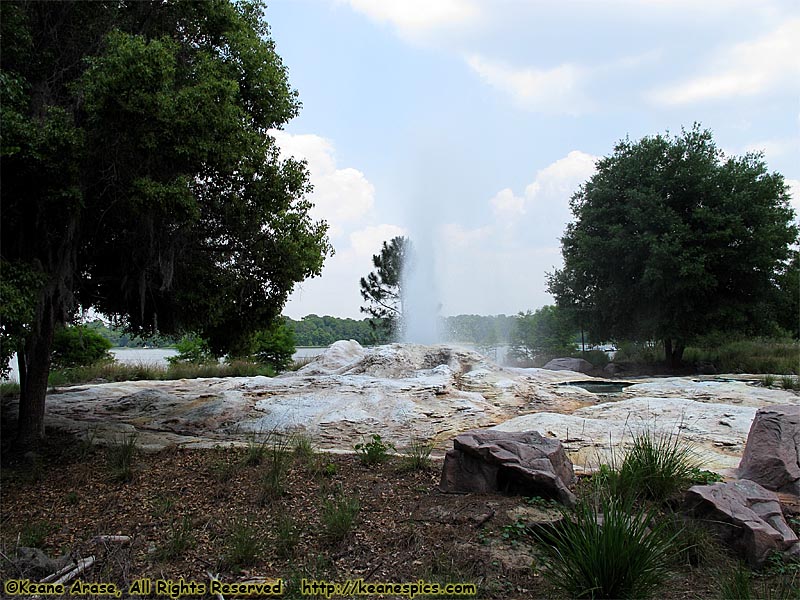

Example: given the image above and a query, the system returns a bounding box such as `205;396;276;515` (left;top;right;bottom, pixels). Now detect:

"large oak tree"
548;125;797;367
1;0;332;445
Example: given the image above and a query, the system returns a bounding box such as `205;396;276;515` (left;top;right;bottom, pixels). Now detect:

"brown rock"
439;430;576;506
683;479;800;567
738;405;800;495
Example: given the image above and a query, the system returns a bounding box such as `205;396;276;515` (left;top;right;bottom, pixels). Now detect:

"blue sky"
268;0;800;319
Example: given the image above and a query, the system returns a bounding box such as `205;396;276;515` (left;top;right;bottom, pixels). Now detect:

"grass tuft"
321;490;360;543
107;433;138;483
224;519;263;570
534;494;680;599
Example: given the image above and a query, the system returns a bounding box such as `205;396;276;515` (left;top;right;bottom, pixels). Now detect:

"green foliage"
2;0;331;443
688;467;724;485
612;430;701;501
168;334;215;365
273;514;301;559
321;491;360;543
511;305;575;365
107;433;138;483
248;318;296;371
549;125;798;367
19;521;54;548
534;495;680;599
292;433;315;460
359;236;409;338
256;433;293;504
0;260;45;379
287;314;392;347
354;434;395;465
154;515;195;561
51;325;113;369
400;438;435;471
224;519;263;570
720;566;753;600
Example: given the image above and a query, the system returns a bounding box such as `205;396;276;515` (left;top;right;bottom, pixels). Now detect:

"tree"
359;236;409;337
510;306;575;364
548;125;797;368
1;1;332;445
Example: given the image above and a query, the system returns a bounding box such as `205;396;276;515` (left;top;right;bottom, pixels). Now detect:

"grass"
321;490;360;543
45;359;276;388
292;432;314;459
154;515;195;561
273;514;301;559
19;520;54;548
400;438;435;471
603;429;702;502
224;519;263;570
533;493;681;599
106;433;138;482
256;433;293;504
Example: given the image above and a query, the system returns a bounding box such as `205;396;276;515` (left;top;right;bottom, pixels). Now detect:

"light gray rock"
440;429;576;506
738;405;800;495
542;357;594;373
683;479;800;567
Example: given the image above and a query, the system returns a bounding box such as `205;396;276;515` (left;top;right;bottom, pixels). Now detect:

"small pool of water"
561;380;634;394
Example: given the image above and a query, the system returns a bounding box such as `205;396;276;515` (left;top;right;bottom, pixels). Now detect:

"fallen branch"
206;571;225;600
40;561;80;584
54;556;95;585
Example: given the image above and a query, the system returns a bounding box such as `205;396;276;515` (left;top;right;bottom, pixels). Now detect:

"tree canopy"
0;0;331;444
359;236;409;337
548;125;797;366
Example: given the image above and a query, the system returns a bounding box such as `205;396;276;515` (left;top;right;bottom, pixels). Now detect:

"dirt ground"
0;428;796;600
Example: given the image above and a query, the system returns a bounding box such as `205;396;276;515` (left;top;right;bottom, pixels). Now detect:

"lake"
4;346;329;382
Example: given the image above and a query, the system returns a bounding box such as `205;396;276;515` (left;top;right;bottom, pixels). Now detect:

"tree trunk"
663;338;685;370
16;295;56;448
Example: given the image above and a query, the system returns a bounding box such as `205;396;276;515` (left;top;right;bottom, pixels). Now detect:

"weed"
321;491;360;543
224;519;263;570
152;494;175;518
257;434;293;504
19;521;54;548
354;434;394;465
400;438;434;471
688;467;725;485
154;515;195;561
762;374;777;388
107;433;137;483
720;565;752;600
292;433;314;460
780;375;799;391
274;514;301;559
65;491;79;505
500;519;529;545
533;494;680;599
244;432;269;466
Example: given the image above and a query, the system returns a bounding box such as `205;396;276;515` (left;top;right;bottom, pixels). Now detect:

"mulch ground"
0;429;794;600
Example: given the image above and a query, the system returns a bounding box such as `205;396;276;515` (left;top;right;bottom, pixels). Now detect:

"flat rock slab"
738;405;800;495
683;479;800;567
543;357;594;373
440;430;576;506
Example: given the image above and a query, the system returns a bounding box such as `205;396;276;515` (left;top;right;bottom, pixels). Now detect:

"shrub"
354;434;394;465
167;334;215;365
534;494;680;599
51;325;113;368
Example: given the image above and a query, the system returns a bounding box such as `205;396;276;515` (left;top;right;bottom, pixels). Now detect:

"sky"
268;0;800;320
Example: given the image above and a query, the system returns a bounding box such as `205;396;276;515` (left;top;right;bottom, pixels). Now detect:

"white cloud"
349;224;407;257
650;19;800;105
269;130;375;236
786;179;800;218
744;137;799;160
489;188;525;219
342;0;480;36
466;54;590;115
